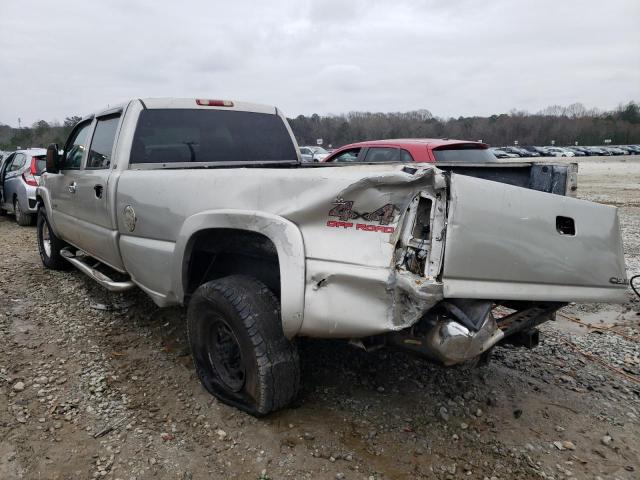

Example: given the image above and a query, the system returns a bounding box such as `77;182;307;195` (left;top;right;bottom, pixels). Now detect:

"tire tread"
187;275;300;416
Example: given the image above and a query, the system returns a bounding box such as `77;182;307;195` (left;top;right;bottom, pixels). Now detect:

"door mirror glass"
46;144;60;173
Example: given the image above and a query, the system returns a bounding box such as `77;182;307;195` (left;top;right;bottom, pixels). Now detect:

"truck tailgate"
442;173;628;303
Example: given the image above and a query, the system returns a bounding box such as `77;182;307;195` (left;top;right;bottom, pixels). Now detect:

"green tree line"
289;101;640;148
0;116;82;151
1;101;638;152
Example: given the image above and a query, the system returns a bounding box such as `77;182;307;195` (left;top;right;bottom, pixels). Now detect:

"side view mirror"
46;144;60;174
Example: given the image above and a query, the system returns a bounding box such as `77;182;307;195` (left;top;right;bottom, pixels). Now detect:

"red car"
321;138;497;163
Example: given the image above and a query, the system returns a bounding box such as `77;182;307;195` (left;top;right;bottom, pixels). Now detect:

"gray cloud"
0;0;638;126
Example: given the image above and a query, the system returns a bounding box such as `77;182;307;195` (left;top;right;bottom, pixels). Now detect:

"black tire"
14;199;33;226
0;206;7;216
37;208;71;270
187;275;300;416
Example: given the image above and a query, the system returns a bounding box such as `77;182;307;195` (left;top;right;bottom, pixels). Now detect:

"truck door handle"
94;184;103;199
68;182;77;194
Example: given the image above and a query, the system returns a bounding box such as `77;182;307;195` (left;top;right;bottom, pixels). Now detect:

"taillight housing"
22;157;39;186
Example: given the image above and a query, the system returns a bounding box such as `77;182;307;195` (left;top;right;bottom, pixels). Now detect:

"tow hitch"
387;301;563;365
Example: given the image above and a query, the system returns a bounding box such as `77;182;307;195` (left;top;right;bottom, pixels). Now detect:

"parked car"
584;146;610;156
299;146;329;162
322;138;499;163
299;146;315;163
320;140;578;197
603;147;626;155
503;147;540;157
0;148;47;225
565;147;586;156
490;147;519;158
522;146;543;156
544;147;575;157
503;147;529;157
529;146;552;156
617;145;639;155
570;146;594;156
36;99;625;416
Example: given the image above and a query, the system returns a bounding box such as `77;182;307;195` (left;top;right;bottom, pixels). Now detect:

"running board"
60;248;135;292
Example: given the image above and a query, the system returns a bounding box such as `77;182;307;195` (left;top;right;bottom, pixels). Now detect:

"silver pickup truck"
37;98;628;416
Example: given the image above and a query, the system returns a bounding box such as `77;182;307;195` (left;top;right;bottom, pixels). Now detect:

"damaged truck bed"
37;98;629;415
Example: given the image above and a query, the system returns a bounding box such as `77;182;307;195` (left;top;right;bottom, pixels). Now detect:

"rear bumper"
16;183;38;213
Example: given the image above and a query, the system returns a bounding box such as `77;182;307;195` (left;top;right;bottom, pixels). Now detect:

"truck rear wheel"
37;209;71;270
187;275;300;416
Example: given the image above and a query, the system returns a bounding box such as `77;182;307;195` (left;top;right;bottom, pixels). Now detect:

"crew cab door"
0;153;16;209
48;114;125;270
2;153;26;212
47;120;92;241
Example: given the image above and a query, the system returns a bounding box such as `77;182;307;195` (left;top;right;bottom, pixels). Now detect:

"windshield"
130;109;297;164
433;145;498;162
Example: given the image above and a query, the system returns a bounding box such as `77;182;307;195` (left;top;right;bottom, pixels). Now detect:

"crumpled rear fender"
173;210;306;338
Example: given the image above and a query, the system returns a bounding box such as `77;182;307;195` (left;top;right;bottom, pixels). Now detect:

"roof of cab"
80;98;279;125
139;98;278;115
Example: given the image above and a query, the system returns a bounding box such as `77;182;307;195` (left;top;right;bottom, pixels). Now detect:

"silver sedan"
0;148;47;226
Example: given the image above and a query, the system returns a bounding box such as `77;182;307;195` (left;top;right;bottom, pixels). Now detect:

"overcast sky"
1;0;639;126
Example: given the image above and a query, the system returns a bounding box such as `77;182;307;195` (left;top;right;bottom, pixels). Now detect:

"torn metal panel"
300;259;443;337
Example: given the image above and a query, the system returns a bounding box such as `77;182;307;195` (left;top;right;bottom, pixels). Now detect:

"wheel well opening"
184;229;281;302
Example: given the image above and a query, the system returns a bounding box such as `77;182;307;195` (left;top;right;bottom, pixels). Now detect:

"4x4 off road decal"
326;200;398;233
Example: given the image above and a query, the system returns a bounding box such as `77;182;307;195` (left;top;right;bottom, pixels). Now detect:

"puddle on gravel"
7;299;36;345
554;308;639;336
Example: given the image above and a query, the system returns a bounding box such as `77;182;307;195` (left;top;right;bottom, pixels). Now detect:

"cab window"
87;115;121;169
61;121;92;170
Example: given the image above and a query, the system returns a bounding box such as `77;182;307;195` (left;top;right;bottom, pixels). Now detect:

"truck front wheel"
187;275;300;416
37;209;71;270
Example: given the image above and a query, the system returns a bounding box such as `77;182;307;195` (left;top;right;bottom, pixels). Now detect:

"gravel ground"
1;157;639;480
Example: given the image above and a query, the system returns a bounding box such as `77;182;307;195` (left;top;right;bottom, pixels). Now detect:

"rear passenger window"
62;121;92;170
87;115;120;169
364;147;400;163
9;154;26;171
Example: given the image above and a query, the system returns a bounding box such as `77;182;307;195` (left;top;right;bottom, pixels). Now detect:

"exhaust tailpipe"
388;300;504;365
421;314;504;365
